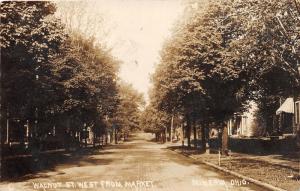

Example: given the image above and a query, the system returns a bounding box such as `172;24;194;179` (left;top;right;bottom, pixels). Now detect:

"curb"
168;149;287;191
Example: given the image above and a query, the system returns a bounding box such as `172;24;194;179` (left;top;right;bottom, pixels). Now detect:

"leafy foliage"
114;82;144;137
140;104;170;135
146;0;300;148
1;1;66;121
1;1;122;143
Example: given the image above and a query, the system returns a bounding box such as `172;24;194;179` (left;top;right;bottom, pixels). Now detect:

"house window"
295;102;300;124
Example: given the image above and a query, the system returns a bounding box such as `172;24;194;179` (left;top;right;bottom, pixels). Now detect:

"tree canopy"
0;1;136;145
146;0;300;151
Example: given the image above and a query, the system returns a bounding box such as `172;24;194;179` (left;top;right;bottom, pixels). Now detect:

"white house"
227;101;258;137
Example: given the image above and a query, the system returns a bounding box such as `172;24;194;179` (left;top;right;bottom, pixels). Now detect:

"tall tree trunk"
164;127;167;143
170;114;174;142
201;124;206;152
296;130;300;150
0;107;2;180
181;123;185;147
193;118;197;148
266;116;273;136
114;129;118;144
168;127;171;142
164;129;167;143
221;122;229;155
85;133;87;148
93;133;96;148
84;124;87;148
0;53;2;180
159;132;162;143
186;115;191;148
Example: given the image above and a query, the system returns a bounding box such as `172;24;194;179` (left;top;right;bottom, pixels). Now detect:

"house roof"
276;97;294;115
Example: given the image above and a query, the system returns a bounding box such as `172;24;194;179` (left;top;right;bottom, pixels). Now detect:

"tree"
226;0;300;135
1;1;66;122
0;1;67;178
113;82;144;142
0;1;121;151
150;0;300;154
55;1;111;44
150;0;253;153
50;32;120;146
150;27;207;148
140;104;171;143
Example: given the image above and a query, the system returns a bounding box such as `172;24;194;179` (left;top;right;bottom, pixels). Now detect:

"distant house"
276;97;294;134
226;97;300;138
272;94;300;136
227;101;258;137
293;94;300;134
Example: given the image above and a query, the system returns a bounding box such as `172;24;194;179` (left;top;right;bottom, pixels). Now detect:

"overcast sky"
56;0;184;102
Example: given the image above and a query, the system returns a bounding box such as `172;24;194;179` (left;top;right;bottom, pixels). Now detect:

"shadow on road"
2;147;113;182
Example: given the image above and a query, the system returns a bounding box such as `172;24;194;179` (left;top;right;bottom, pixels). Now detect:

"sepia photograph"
0;0;300;190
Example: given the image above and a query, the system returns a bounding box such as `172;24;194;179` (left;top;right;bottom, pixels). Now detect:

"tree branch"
293;0;300;16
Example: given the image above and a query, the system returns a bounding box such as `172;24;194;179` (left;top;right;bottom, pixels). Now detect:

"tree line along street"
0;1;300;190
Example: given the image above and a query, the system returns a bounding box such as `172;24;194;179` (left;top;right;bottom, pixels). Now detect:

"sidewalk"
168;145;300;191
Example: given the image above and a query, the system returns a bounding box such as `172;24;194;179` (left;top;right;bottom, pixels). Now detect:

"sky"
55;0;185;102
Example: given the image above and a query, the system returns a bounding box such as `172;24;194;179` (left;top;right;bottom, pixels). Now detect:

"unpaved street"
0;133;265;191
